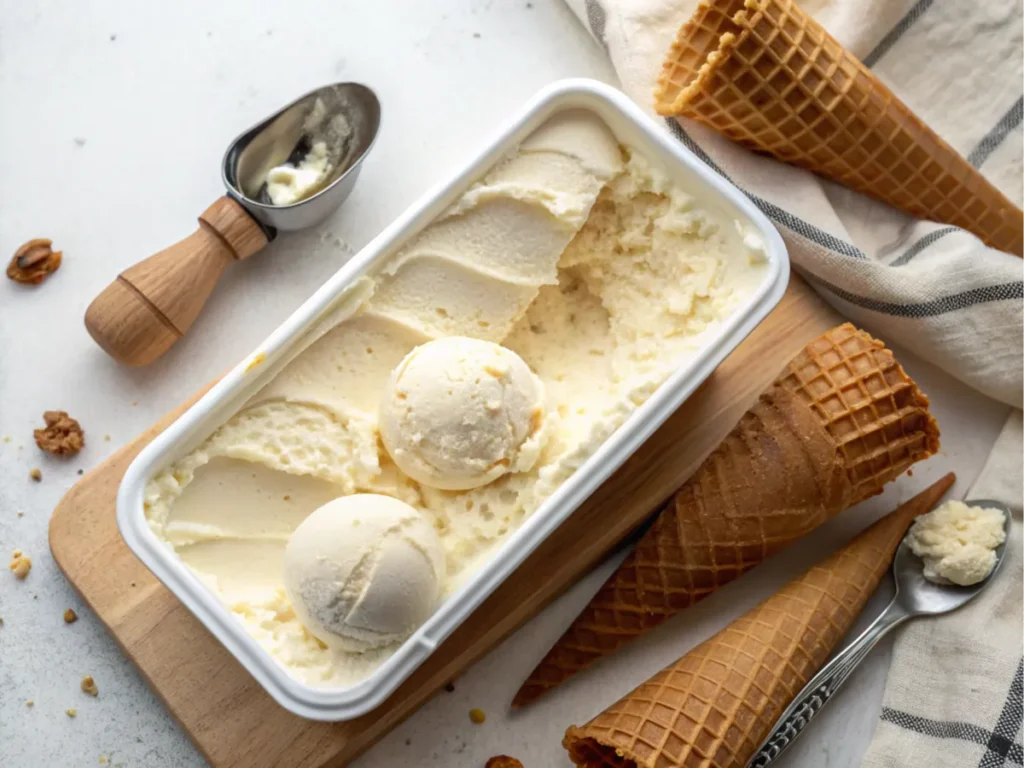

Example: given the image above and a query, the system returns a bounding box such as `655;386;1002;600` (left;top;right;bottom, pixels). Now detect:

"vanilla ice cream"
907;499;1007;586
379;337;547;490
266;140;333;206
283;494;444;651
145;110;769;687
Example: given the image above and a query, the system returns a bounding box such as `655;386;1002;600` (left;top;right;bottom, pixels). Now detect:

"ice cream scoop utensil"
84;82;381;367
749;498;1013;768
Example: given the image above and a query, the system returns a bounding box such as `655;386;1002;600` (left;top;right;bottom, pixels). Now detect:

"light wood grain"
84;197;268;367
51;275;840;768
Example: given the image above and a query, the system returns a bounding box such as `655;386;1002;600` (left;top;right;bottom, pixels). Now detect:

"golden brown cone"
653;0;1023;256
513;324;939;707
562;473;956;768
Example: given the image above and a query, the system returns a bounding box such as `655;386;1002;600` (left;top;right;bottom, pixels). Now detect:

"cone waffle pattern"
654;0;1024;256
513;324;939;707
562;474;955;768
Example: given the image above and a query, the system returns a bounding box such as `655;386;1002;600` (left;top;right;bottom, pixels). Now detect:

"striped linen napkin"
559;0;1023;764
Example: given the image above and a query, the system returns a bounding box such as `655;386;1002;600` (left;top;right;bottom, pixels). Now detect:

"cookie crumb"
64;609;78;623
130;581;137;587
34;411;85;456
104;434;111;442
99;756;108;764
9;553;31;579
17;511;23;517
30;468;42;481
486;757;524;768
81;675;98;696
7;239;62;284
131;401;138;407
77;469;84;475
66;709;77;718
444;681;455;693
26;700;33;707
469;708;486;724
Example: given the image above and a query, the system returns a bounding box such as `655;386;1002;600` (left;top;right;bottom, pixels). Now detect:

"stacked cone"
653;0;1024;256
563;473;956;768
514;324;939;707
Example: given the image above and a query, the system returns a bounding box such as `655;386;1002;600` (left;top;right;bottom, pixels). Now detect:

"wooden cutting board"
49;274;840;767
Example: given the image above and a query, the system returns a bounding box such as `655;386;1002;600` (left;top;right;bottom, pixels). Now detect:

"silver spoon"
748;498;1013;768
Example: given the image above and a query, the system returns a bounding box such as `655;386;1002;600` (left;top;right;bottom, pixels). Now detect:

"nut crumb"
99;757;107;765
17;511;23;517
486;758;524;768
30;468;42;482
9;553;31;579
26;700;33;707
81;675;98;696
34;411;85;456
66;708;77;718
64;609;78;623
104;434;111;442
469;708;486;724
131;401;138;407
7;239;62;284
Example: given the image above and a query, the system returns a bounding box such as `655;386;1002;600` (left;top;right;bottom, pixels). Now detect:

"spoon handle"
84;197;268;366
747;598;911;767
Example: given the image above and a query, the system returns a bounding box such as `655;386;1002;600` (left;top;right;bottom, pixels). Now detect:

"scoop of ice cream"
379;337;548;491
906;499;1007;586
283;494;445;651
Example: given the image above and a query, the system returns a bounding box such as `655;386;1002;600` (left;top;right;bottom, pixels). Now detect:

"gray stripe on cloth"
980;660;1024;768
862;0;935;68
891;226;960;266
584;0;609;52
880;707;1023;765
968;97;1024;169
805;274;1024;317
664;118;868;259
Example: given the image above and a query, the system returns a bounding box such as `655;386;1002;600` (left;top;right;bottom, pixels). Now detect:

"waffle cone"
513;324;939;707
563;473;955;768
654;0;1023;256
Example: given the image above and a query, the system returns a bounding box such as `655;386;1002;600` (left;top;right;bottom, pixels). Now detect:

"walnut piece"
9;554;31;579
29;468;42;482
64;608;78;624
81;675;98;696
486;757;524;768
34;411;85;456
7;239;62;284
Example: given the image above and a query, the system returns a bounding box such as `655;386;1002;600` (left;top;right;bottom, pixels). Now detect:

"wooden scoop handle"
85;197;269;366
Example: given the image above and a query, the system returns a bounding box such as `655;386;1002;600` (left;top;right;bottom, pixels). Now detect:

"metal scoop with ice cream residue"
750;496;1013;767
84;82;380;367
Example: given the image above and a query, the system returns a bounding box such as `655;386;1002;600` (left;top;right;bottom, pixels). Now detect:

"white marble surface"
0;1;1011;766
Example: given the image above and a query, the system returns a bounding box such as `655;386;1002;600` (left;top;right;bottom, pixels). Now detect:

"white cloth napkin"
561;0;1024;763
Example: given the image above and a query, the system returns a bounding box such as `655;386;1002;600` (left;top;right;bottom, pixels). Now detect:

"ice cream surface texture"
266;140;333;206
283;494;445;651
907;500;1007;585
379;337;548;490
145;110;769;688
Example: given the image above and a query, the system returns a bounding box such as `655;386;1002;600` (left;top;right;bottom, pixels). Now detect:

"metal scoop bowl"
750;496;1014;767
85;82;381;366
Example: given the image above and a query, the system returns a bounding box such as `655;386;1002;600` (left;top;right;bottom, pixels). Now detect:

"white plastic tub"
117;79;789;721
